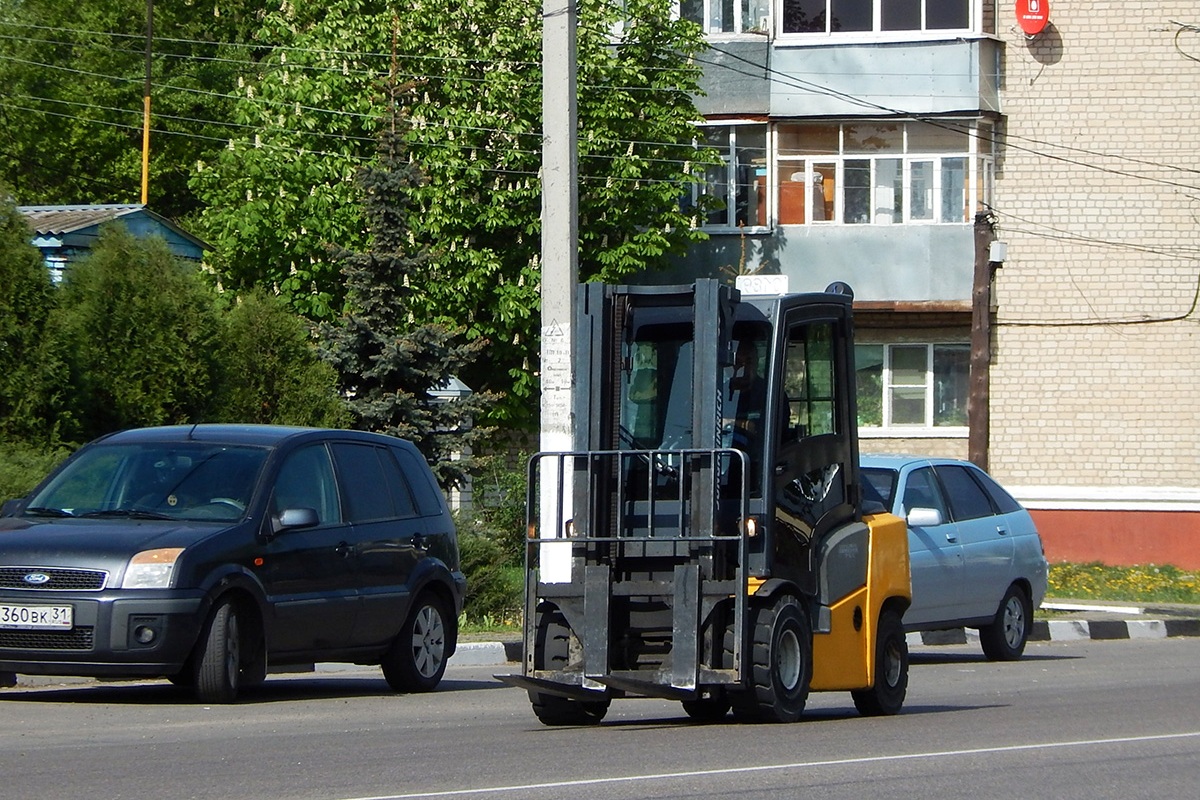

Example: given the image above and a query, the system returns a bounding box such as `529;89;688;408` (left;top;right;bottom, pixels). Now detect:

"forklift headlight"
744;517;759;537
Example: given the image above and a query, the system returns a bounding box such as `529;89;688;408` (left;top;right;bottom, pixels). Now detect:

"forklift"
500;279;911;724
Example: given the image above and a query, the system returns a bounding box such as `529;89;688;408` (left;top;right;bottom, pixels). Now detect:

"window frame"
855;341;970;436
771;119;991;226
677;0;773;35
777;0;979;39
694;122;770;232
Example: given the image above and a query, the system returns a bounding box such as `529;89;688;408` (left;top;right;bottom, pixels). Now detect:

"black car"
0;425;465;702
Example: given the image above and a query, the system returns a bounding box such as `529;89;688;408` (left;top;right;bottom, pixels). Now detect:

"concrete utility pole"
538;0;578;580
540;0;578;455
968;210;997;471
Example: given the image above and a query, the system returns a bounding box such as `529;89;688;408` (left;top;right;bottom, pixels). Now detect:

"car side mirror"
272;507;320;535
1;498;24;517
906;507;943;527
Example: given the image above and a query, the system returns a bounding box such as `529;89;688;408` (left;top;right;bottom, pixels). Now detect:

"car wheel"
382;593;451;692
730;595;811;723
193;598;241;704
529;607;610;726
980;584;1032;661
851;609;909;716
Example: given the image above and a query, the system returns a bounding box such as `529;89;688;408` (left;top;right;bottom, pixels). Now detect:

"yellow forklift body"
811;512;910;691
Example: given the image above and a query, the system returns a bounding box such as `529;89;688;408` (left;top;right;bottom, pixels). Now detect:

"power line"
701;43;1200;188
6;18;1200;239
7;20;1197;189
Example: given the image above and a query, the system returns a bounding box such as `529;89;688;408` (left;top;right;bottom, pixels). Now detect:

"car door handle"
997;526;1009;536
945;533;958;543
334;541;353;558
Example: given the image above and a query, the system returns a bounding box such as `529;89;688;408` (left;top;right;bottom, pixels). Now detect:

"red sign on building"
1015;0;1050;36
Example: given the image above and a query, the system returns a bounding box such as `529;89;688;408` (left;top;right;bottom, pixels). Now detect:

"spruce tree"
320;85;495;490
0;195;57;443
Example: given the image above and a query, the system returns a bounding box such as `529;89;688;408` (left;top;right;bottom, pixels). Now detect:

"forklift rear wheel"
851;608;908;716
730;595;811;723
530;607;610;726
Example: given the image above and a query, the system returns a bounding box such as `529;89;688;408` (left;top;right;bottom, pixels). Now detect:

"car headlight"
121;548;185;589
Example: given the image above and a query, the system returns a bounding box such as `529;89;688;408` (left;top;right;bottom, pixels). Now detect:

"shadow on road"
910;650;1081;666
0;673;510;705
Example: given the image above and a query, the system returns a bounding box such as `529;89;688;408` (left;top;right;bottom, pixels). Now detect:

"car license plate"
0;603;73;630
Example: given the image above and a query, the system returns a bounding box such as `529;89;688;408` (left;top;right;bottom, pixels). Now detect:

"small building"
18;204;207;283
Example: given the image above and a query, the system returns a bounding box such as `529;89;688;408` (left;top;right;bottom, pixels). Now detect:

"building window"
680;0;772;33
775;120;991;225
695;123;769;230
855;343;969;430
781;0;972;35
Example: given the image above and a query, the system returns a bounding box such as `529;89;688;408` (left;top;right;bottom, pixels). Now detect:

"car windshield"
24;442;269;523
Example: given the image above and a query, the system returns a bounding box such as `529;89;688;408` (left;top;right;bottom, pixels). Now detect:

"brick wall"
989;3;1200;499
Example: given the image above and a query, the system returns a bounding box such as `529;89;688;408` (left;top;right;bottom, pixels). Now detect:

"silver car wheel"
410;603;446;679
1002;594;1026;649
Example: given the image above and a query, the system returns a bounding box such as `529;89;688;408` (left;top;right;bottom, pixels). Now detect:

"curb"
907;616;1200;648
449;641;512;667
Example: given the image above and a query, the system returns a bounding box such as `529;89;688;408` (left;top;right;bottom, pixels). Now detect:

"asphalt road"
2;638;1197;800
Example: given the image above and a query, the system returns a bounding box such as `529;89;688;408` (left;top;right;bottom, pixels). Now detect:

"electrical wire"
7;19;1196;186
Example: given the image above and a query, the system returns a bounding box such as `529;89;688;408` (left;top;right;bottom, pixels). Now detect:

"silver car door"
900;464;964;626
934;464;1015;620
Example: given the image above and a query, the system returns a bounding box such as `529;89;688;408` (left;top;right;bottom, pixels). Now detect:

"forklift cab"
585;282;861;586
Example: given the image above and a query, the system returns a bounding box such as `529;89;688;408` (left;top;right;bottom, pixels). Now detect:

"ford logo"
22;572;51;585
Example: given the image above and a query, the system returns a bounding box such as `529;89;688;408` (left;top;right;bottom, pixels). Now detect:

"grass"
1047;562;1200;605
460;616;522;636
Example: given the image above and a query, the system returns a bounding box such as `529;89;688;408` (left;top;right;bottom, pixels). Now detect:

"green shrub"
0;441;70;503
453;454;530;627
469;455;529;565
457;526;523;626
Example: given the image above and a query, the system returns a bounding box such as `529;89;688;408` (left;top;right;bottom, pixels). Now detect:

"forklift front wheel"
681;693;732;722
731;595;812;723
529;607;611;726
530;691;610;726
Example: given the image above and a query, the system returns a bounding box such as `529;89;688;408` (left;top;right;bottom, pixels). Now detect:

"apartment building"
668;1;1199;568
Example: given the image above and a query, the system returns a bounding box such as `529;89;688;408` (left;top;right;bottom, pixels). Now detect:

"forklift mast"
572;279;863;583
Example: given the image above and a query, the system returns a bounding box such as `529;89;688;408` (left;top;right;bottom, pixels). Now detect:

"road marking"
341;731;1200;800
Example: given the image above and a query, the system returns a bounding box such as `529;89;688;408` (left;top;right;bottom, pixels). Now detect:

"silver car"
859;455;1049;660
